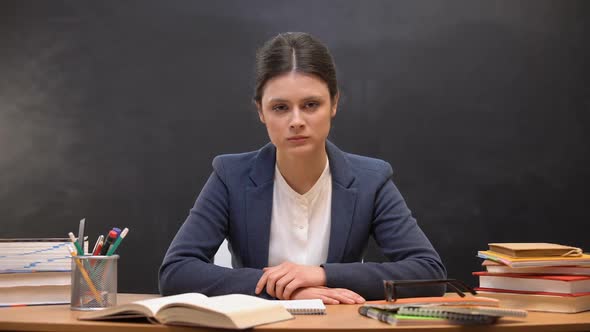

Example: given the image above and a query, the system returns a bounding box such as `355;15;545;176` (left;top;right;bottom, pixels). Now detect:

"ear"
256;102;266;124
330;92;339;118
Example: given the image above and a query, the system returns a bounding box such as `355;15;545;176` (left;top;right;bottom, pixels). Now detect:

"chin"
283;141;319;155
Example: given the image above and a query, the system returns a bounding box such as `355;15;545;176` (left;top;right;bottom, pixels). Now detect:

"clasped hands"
254;261;365;304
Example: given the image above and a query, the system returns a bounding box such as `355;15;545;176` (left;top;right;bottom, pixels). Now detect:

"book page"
142;293;208;314
191;294;278;314
79;293;209;321
158;296;293;330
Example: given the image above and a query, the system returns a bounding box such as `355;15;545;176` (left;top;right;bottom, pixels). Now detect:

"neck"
276;145;328;195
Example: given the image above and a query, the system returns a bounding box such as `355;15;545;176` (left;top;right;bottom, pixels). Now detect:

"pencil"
68;245;104;306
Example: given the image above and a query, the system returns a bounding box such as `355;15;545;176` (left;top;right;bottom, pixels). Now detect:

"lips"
287;136;309;141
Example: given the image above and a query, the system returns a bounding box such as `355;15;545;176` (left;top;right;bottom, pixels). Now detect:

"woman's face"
257;71;337;158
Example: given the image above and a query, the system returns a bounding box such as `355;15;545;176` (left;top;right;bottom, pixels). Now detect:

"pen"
68;232;84;256
358;306;397;325
99;230;118;256
90;237;104;267
112;227;121;237
92;236;104;256
67;244;104;306
91;235;104;255
78;218;85;254
106;227;128;256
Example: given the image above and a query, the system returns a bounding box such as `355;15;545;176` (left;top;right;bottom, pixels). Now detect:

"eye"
271;104;289;112
303;101;319;110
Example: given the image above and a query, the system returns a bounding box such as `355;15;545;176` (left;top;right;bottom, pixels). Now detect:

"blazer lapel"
325;141;357;263
327;183;357;263
245;143;275;269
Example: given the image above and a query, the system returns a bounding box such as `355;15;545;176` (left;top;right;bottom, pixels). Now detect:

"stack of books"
474;243;590;313
0;238;86;306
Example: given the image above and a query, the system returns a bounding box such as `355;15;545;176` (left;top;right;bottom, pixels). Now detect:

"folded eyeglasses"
383;279;477;302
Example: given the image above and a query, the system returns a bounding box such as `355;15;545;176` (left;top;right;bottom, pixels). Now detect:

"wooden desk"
1;294;590;332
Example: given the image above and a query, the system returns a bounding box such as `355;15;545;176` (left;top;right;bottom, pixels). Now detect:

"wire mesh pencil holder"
70;255;118;311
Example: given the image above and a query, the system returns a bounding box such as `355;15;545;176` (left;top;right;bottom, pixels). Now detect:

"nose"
289;108;305;130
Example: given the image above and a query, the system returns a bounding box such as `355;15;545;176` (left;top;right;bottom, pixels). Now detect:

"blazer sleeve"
322;164;447;300
158;160;272;298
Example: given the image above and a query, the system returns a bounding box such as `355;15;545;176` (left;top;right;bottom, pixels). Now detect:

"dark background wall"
1;0;589;294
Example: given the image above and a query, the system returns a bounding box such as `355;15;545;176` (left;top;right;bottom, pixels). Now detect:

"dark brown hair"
254;32;338;104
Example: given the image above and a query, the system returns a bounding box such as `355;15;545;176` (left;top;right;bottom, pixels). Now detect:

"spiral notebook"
273;299;326;315
396;305;527;325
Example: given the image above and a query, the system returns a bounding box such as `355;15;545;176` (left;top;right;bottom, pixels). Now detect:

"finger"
315;287;348;304
333;293;356;304
319;295;339;305
265;270;286;298
326;289;356;304
282;279;302;300
335;288;365;304
274;273;295;300
255;271;269;294
266;275;276;298
257;263;287;295
342;289;365;303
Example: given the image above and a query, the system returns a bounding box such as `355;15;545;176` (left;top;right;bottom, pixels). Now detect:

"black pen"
99;230;118;256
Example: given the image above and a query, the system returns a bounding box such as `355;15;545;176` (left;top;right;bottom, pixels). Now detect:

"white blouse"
268;160;332;267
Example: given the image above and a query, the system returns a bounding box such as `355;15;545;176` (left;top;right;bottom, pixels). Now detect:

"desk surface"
1;294;590;332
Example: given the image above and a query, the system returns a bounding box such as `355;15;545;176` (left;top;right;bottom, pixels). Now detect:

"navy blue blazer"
159;141;446;300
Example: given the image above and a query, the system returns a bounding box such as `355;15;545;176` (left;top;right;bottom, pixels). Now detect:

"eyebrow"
266;96;325;104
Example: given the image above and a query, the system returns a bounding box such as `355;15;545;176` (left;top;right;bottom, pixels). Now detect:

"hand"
255;261;326;299
290;286;365;304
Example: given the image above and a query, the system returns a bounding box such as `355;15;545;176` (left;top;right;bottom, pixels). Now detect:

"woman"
159;32;446;303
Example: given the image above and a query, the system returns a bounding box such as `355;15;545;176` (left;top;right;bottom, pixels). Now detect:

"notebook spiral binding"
397;307;498;324
287;307;326;315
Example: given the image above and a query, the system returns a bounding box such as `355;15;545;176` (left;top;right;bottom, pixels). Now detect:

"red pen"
90;237;105;267
92;237;104;256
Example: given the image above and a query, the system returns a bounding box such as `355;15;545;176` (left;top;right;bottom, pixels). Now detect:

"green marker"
68;232;84;255
107;227;129;256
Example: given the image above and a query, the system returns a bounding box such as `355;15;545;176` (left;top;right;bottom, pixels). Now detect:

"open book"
78;293;293;329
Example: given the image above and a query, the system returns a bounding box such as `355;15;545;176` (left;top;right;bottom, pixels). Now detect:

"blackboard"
1;0;588;293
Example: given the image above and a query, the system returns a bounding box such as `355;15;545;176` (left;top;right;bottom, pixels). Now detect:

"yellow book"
488;243;582;257
477;250;590;268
